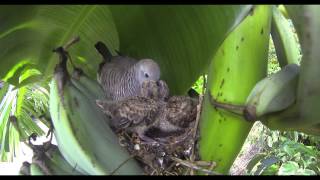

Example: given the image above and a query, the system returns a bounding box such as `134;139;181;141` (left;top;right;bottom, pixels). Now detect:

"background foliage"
1;5;320;175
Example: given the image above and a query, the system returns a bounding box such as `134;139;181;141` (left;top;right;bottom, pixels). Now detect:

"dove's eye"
144;73;149;78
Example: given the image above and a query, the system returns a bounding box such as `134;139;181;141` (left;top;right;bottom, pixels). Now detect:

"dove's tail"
95;41;113;75
95;41;113;62
94;41;112;62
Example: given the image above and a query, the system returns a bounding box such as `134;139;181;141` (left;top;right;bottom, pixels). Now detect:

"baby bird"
140;80;169;101
164;96;198;129
96;96;163;144
96;80;198;144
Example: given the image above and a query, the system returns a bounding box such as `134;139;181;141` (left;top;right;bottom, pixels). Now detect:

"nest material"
116;125;201;175
112;94;216;175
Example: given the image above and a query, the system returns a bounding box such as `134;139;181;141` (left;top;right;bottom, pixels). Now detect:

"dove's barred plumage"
99;56;160;101
96;79;198;144
95;41;161;101
96;95;198;144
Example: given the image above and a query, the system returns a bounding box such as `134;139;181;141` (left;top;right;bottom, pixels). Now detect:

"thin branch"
170;156;219;175
63;36;80;69
63;36;80;50
189;74;206;175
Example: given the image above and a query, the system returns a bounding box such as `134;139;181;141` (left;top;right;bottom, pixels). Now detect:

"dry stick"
48;126;54;143
163;165;177;176
63;36;80;50
148;164;158;175
145;160;158;175
208;163;217;175
164;159;181;175
188;96;203;175
202;75;207;95
201;75;219;176
65;51;77;69
189;75;207;175
170;156;220;175
63;36;80;69
45;117;54;140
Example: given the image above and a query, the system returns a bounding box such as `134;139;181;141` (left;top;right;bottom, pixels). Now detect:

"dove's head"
136;59;161;85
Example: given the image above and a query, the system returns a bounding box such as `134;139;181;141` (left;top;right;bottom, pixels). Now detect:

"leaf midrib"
44;5;97;78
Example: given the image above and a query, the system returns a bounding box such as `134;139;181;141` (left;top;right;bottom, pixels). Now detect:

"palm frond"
0;82;50;162
0;85;16;161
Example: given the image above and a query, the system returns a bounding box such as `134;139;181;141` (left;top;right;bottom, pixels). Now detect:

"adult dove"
95;41;161;101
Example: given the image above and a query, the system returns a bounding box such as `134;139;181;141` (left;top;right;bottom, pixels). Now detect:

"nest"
116;126;200;175
111;95;217;175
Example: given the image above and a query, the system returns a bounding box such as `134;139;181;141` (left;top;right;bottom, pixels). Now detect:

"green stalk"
271;5;300;67
199;5;272;174
295;6;320;127
286;5;320;126
258;6;320;135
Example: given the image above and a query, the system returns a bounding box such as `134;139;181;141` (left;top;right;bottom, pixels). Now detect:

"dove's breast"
99;57;140;101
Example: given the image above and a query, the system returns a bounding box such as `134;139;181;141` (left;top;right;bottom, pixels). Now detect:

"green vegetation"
190;16;320;175
1;5;320;175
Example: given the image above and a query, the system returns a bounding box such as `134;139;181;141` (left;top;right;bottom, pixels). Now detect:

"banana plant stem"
207;93;256;122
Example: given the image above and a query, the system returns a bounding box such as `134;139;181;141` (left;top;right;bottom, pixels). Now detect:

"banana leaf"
0;5;252;95
199;5;271;174
0;5;255;165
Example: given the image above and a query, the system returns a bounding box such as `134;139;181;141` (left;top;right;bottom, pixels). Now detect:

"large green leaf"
199;5;271;174
109;5;253;94
0;5;255;166
1;5;252;94
0;5;119;86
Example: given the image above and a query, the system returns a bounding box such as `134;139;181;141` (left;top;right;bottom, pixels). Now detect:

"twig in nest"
202;75;207;95
206;162;217;175
189;74;206;175
162;159;181;175
170;156;219;175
